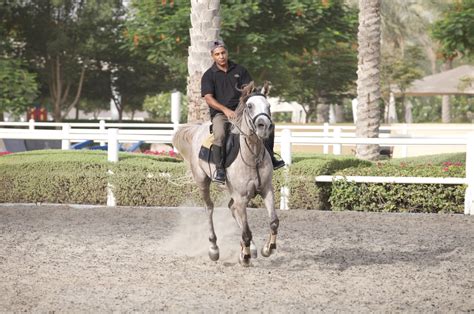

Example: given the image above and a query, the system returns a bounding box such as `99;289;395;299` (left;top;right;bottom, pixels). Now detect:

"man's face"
212;47;228;67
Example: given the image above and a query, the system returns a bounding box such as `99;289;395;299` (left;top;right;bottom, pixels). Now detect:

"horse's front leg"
261;187;279;257
230;198;253;267
199;178;219;261
228;198;257;259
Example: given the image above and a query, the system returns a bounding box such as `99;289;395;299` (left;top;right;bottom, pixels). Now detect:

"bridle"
236;92;273;138
232;93;273;191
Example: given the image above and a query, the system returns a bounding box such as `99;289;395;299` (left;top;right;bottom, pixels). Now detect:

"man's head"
210;40;228;68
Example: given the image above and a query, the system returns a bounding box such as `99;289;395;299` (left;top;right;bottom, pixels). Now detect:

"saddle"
198;130;240;168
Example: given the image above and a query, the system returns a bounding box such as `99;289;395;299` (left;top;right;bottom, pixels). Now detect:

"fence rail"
0;120;473;214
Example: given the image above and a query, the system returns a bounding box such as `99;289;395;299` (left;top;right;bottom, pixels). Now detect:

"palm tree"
186;0;222;122
355;0;382;160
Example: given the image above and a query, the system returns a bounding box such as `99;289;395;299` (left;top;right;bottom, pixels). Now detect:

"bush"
289;155;371;209
0;150;467;213
329;153;466;213
0;150;109;204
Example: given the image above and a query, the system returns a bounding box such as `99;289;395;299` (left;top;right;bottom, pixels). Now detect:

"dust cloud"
159;199;241;262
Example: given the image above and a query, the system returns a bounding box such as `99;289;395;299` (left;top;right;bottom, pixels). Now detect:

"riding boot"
264;131;285;170
211;145;226;184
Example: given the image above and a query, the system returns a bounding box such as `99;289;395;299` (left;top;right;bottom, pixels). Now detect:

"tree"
380;46;424;123
355;0;382;160
223;1;358;122
143;92;188;122
0;58;38;120
125;1;359;123
186;0;222;122
432;0;473;123
9;0;123;121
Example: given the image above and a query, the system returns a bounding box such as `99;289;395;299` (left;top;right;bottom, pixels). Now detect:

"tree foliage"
143;92;188;123
432;0;474;61
0;58;38;118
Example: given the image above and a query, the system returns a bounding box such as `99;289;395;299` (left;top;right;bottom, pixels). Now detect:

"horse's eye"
247;102;253;109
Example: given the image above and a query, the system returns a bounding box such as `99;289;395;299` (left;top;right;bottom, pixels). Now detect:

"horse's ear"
261;81;272;96
242;81;255;97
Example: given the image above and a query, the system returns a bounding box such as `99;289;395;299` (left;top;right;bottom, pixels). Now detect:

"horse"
172;81;279;266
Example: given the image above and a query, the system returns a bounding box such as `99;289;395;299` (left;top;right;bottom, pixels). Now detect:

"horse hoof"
239;253;252;267
209;247;220;261
261;245;273;257
250;242;258;259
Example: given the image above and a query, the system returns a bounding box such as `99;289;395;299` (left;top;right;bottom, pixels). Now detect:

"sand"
0;204;473;312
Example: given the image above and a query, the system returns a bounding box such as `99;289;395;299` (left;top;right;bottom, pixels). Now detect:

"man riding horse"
201;40;285;184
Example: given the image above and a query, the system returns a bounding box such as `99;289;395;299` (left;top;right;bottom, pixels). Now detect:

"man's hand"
223;108;236;119
204;94;236;119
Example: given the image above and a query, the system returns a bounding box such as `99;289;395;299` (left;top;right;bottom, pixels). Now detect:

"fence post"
281;129;292;166
402;123;408;157
171;90;181;132
61;124;71;150
28;119;35;130
465;132;474;215
323;123;329;154
333;127;342;155
280;129;292;210
107;128;119;207
99;119;106;146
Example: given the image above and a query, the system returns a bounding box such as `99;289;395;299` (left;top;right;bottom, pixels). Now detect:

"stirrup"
213;168;226;184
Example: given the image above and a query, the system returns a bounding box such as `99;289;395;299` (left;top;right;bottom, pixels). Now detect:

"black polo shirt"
201;60;252;118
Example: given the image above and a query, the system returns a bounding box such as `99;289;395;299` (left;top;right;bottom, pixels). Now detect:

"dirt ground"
0;204;473;312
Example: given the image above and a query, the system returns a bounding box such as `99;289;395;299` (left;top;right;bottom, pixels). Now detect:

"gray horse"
172;81;279;266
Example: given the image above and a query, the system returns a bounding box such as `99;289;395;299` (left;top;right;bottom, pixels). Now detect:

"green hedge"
288;155;371;209
0;150;282;207
0;150;467;212
328;153;466;213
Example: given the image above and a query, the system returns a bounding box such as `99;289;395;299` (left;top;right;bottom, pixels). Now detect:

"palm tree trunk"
441;60;453;123
186;0;222;123
356;0;382;160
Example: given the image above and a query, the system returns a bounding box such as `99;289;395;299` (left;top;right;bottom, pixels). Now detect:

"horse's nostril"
258;123;265;129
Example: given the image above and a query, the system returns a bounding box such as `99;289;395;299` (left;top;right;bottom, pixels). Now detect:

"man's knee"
212;114;228;147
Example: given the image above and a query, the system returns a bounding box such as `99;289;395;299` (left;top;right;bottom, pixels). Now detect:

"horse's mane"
229;82;257;132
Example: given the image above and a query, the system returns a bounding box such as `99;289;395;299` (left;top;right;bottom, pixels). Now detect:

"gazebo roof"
393;64;474;96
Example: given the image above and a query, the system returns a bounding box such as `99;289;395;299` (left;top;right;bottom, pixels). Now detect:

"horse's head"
238;81;273;139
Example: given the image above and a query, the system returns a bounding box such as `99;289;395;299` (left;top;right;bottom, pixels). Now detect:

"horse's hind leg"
261;188;279;257
199;177;219;261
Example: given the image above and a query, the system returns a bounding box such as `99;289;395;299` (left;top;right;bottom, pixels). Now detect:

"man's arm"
204;94;236;119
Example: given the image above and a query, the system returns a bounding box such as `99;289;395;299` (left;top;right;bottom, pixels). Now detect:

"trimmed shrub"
0;150;466;213
289;155;371;209
0;150;109;204
329;153;466;213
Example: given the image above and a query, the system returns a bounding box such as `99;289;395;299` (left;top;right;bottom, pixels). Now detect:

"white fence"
0;120;472;214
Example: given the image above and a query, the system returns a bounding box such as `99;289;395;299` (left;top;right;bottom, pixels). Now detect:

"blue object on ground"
71;140;94;149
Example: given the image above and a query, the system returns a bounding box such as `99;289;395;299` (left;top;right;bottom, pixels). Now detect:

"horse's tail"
172;123;202;162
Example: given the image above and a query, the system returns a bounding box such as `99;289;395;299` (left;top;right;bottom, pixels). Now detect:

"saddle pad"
198;133;240;168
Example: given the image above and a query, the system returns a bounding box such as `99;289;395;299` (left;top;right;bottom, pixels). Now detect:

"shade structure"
393;65;474;96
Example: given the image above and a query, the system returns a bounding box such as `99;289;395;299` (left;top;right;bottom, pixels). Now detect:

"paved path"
0;204;473;311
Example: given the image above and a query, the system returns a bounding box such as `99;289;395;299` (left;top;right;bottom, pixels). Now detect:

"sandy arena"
0;204;473;312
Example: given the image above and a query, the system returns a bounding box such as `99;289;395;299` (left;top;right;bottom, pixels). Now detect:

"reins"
228;94;272;191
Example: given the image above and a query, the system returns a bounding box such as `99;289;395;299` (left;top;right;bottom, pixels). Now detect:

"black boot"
211;145;226;184
264;130;285;170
